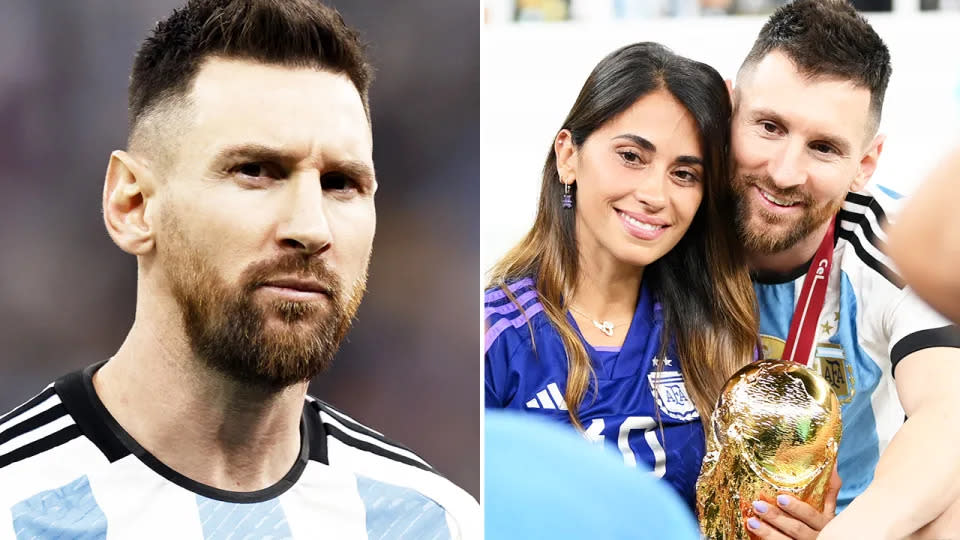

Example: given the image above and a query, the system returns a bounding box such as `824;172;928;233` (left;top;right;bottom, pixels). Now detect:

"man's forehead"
184;57;372;164
738;51;872;142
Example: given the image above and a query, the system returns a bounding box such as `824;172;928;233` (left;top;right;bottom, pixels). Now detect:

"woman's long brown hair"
487;43;758;432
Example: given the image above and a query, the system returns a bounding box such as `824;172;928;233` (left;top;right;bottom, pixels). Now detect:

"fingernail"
748;517;761;530
752;500;768;514
777;495;790;507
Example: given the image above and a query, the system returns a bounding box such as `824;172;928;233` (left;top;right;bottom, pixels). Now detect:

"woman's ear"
555;129;578;185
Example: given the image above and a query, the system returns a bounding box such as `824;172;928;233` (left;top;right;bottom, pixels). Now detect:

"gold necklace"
567;305;631;337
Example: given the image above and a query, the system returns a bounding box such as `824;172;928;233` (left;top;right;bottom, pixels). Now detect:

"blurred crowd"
484;0;960;21
0;1;479;496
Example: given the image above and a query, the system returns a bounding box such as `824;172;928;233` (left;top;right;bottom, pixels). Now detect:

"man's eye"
232;162;280;179
812;143;837;155
760;121;778;134
321;172;357;191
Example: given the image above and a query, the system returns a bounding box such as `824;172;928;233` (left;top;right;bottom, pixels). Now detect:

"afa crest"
815;343;854;404
647;369;699;421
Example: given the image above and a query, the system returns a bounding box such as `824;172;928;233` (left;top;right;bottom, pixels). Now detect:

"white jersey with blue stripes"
0;362;478;539
753;188;960;511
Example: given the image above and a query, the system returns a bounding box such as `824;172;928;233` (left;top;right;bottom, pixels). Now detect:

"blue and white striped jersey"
754;188;960;512
484;278;705;511
0;362;478;539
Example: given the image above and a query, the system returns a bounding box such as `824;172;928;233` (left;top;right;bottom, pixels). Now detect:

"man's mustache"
736;173;813;205
241;254;342;299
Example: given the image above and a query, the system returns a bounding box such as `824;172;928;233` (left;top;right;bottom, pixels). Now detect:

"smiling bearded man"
728;2;960;539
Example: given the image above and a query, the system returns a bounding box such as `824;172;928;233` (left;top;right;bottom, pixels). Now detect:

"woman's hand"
746;465;841;539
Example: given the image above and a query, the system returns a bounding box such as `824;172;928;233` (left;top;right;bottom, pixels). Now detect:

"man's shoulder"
0;381;108;513
303;396;479;536
0;384;83;472
304;396;437;473
837;187;905;289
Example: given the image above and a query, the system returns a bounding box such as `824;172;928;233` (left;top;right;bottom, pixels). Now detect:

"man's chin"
740;216;803;254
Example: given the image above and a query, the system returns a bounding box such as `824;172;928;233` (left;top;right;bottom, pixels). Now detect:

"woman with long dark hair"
484;42;758;509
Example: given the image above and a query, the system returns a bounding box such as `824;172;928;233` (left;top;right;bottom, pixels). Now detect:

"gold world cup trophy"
696;359;842;539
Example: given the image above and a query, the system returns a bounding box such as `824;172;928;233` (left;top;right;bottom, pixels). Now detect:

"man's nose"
275;171;332;256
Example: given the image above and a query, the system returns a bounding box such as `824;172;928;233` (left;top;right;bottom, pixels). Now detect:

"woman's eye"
618;150;644;164
760;121;778;134
674;170;701;183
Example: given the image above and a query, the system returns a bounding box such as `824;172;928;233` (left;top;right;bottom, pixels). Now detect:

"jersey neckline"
53;360;325;504
566;279;662;380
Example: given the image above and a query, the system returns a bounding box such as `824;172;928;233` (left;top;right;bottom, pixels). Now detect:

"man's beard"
163;229;367;390
733;173;843;254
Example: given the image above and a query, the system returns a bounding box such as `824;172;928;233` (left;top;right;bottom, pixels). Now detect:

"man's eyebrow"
211;144;295;166
812;133;851;156
211;143;375;179
749;108;851;155
328;159;375;182
749;108;789;128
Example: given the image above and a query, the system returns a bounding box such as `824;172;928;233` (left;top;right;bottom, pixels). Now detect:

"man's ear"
554;129;578;186
851;133;885;193
103;150;158;256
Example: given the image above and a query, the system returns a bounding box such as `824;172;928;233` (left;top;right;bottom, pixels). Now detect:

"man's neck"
747;218;834;276
93;311;306;493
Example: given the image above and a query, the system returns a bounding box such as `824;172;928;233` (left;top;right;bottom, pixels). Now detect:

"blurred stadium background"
0;1;479;496
481;0;960;274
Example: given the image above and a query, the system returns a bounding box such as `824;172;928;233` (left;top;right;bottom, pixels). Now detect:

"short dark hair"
129;0;372;136
740;0;891;128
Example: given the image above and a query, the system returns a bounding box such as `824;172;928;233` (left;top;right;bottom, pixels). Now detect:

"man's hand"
746;465;841;539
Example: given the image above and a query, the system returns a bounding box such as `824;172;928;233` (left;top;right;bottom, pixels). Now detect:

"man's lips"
259;277;331;299
753;185;804;210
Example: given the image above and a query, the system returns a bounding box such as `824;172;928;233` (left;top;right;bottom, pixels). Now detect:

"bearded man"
730;2;960;539
0;1;477;538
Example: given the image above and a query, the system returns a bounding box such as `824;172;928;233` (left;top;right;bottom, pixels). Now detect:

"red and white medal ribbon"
781;217;836;367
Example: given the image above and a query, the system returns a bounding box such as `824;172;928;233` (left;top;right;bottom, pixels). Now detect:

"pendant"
592;320;614;337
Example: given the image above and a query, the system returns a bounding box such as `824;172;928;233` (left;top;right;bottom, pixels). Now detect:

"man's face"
153;57;375;389
731;51;874;255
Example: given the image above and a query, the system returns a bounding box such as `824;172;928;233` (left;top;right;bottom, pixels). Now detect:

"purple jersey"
485;277;706;510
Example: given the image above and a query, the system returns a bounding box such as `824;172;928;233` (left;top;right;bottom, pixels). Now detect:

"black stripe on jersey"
838;209;888;250
0;386;56;427
303;401;329;465
837;228;904;289
0;404;68;447
842;189;892;231
55;365;131;462
324;423;438;474
891;326;960;376
845;191;876;208
0;424;82;469
840;192;893;245
310;400;426;463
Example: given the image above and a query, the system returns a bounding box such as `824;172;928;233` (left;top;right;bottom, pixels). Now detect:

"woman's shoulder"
484;277;547;353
